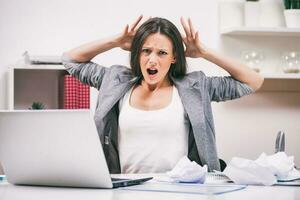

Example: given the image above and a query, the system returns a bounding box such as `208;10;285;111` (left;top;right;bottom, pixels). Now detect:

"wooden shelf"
261;72;300;79
217;71;300;80
220;27;300;36
259;78;300;92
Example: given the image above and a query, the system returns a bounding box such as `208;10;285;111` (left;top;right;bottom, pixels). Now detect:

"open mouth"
147;68;158;75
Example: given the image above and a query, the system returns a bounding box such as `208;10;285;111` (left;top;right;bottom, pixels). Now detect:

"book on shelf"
63;75;90;109
77;78;90;109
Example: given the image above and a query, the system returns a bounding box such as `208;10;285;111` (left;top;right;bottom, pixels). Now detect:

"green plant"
29;102;45;110
283;0;300;9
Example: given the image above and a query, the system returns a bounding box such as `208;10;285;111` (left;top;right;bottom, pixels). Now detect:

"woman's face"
139;33;176;87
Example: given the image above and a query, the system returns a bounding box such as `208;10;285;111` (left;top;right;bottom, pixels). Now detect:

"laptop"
0;110;152;188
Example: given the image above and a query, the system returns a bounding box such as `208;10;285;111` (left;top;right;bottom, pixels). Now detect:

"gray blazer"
62;54;254;173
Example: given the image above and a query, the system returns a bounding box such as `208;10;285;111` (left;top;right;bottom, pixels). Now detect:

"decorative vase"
219;0;244;30
244;1;260;27
284;9;300;28
259;0;286;28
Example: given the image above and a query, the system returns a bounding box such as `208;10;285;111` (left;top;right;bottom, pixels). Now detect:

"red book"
77;79;90;109
64;75;77;109
64;75;90;109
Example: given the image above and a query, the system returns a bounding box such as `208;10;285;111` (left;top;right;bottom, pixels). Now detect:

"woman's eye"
159;51;167;55
142;49;150;53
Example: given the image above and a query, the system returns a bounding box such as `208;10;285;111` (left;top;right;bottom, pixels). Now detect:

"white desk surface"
1;175;300;200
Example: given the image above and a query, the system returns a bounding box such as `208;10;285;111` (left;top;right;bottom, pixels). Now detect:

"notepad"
121;182;246;195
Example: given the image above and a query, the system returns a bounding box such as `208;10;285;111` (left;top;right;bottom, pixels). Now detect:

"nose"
148;53;158;66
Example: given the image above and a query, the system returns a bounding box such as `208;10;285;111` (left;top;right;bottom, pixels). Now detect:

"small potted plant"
283;0;300;28
29;102;46;110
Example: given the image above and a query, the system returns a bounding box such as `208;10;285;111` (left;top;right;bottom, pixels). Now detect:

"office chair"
219;159;227;172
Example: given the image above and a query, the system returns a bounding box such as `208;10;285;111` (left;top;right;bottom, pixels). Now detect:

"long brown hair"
130;17;187;80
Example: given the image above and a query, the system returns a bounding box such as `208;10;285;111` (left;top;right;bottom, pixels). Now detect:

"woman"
62;16;264;173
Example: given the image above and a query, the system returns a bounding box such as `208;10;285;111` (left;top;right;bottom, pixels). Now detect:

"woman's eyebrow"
142;46;170;52
159;48;169;51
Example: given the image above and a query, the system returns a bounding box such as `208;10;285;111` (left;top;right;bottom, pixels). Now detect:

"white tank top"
118;86;189;173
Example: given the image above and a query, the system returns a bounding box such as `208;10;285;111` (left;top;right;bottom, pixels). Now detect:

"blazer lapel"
173;77;207;164
97;75;139;118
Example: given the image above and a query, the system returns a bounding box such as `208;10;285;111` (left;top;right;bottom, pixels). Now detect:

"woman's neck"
140;78;172;92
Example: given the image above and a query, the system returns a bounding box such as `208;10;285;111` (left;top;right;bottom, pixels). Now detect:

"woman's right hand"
65;15;147;62
115;15;145;51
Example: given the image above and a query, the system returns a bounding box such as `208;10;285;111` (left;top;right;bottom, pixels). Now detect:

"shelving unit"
259;76;300;92
261;72;300;79
220;26;300;92
220;27;300;37
8;65;69;110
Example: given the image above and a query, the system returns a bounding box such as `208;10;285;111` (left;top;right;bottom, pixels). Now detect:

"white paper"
166;156;207;183
256;152;294;179
223;152;300;186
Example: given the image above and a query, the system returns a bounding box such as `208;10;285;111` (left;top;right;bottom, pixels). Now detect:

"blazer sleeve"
61;53;109;90
204;74;255;102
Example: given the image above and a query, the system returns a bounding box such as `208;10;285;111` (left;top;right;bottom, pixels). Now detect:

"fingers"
135;16;152;30
130;15;143;32
195;31;202;48
181;17;197;39
180;17;191;38
195;31;200;43
188;18;196;38
122;24;129;36
181;33;187;44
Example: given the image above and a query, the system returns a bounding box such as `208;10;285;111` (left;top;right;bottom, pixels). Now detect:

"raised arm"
65;15;144;62
61;16;146;89
180;17;264;91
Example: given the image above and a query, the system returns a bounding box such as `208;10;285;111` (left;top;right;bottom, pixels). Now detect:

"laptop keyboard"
111;177;129;182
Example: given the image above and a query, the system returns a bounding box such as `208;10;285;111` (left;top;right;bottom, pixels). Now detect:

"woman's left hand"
180;17;207;58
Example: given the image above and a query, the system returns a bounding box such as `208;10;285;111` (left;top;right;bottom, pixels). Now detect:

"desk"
1;177;300;200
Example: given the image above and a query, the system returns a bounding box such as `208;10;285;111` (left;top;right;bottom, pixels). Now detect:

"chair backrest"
219;159;227;172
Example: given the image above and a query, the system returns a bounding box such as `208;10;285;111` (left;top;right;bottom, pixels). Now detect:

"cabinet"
8;65;91;110
220;27;300;92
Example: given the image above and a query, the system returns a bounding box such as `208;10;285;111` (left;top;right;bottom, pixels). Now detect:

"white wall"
0;0;299;174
